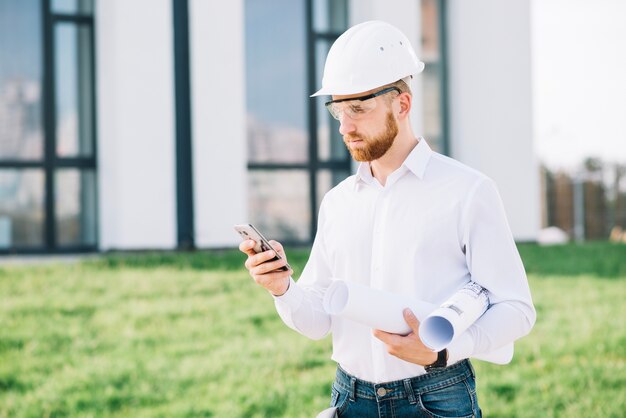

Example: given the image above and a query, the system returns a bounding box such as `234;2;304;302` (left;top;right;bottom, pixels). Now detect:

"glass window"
0;169;45;248
315;40;347;162
316;93;345;162
421;0;440;62
313;0;348;33
244;0;350;243
245;0;308;164
421;0;447;154
51;0;93;15
55;23;94;158
0;0;43;160
248;170;311;242
422;66;443;146
312;1;350;223
0;0;98;252
55;169;97;246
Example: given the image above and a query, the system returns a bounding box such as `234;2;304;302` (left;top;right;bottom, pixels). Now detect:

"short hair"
391;77;412;95
380;78;412;105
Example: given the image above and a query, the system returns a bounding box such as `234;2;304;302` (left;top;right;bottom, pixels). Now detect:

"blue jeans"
330;360;482;418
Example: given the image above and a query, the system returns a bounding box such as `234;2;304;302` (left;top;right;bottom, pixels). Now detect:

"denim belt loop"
403;378;417;404
349;376;357;401
467;359;477;378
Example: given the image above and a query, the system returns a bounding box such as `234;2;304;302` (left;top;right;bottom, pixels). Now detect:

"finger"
239;239;257;256
245;249;275;270
269;240;286;258
251;257;289;275
403;308;421;333
372;328;393;343
249;249;282;266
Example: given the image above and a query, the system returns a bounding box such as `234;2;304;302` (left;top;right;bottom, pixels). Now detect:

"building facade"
0;0;539;253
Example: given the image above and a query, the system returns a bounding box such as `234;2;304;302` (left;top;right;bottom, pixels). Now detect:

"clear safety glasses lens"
326;99;377;120
324;87;400;121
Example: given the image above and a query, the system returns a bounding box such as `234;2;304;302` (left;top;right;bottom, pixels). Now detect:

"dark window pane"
0;169;44;247
55;23;94;158
0;0;43;160
423;64;444;153
55;169;97;246
51;0;93;15
315;40;348;162
316;93;345;161
248;170;310;242
245;0;308;163
313;0;348;33
421;0;445;154
421;0;440;62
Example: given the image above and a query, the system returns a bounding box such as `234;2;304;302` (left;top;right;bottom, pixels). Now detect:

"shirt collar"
355;160;374;187
403;137;433;180
353;137;433;190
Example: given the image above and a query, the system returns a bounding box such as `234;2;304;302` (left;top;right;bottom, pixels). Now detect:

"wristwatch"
425;349;448;372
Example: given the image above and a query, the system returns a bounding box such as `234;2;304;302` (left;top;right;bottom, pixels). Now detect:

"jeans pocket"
417;378;477;418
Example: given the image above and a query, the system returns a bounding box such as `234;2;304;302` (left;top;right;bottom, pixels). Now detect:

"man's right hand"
239;239;292;296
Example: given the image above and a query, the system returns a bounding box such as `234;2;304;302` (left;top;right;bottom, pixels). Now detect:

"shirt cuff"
446;331;474;365
272;277;304;310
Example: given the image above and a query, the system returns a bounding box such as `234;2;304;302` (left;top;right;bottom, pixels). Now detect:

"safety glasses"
324;87;401;121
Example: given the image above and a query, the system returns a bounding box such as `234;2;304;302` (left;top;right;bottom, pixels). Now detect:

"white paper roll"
322;279;513;364
419;282;489;351
323;279;435;335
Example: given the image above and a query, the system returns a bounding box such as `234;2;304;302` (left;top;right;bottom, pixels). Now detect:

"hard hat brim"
310;61;425;97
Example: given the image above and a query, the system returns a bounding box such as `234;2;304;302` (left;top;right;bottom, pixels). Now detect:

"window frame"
0;0;98;254
246;0;351;246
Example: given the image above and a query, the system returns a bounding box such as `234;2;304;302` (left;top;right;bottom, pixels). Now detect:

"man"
240;21;536;417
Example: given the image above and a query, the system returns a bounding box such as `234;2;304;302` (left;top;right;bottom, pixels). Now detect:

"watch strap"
425;348;448;372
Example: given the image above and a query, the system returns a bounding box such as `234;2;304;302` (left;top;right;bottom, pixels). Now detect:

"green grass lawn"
0;243;625;417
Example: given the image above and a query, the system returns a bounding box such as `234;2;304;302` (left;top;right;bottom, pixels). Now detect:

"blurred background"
1;2;625;417
1;0;624;255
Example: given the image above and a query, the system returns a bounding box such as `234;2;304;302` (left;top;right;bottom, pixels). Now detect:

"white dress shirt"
274;138;536;383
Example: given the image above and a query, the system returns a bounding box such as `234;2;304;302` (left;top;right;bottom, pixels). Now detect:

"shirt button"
377;387;387;397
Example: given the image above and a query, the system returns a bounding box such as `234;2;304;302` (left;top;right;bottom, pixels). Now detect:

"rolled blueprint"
322;279;513;364
419;281;489;351
323;279;434;334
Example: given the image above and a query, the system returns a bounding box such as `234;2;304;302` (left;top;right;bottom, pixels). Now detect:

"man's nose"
338;114;357;136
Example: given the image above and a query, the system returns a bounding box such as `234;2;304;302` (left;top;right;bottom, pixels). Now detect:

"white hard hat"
311;20;425;97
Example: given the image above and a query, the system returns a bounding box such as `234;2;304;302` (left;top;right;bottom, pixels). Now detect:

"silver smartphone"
233;223;291;272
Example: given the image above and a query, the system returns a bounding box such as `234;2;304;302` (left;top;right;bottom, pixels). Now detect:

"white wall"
96;0;177;249
189;0;247;248
447;0;540;241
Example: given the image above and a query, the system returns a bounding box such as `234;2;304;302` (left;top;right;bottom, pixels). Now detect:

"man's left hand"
372;308;438;366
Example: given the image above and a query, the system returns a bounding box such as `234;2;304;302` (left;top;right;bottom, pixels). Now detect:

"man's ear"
397;92;412;119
